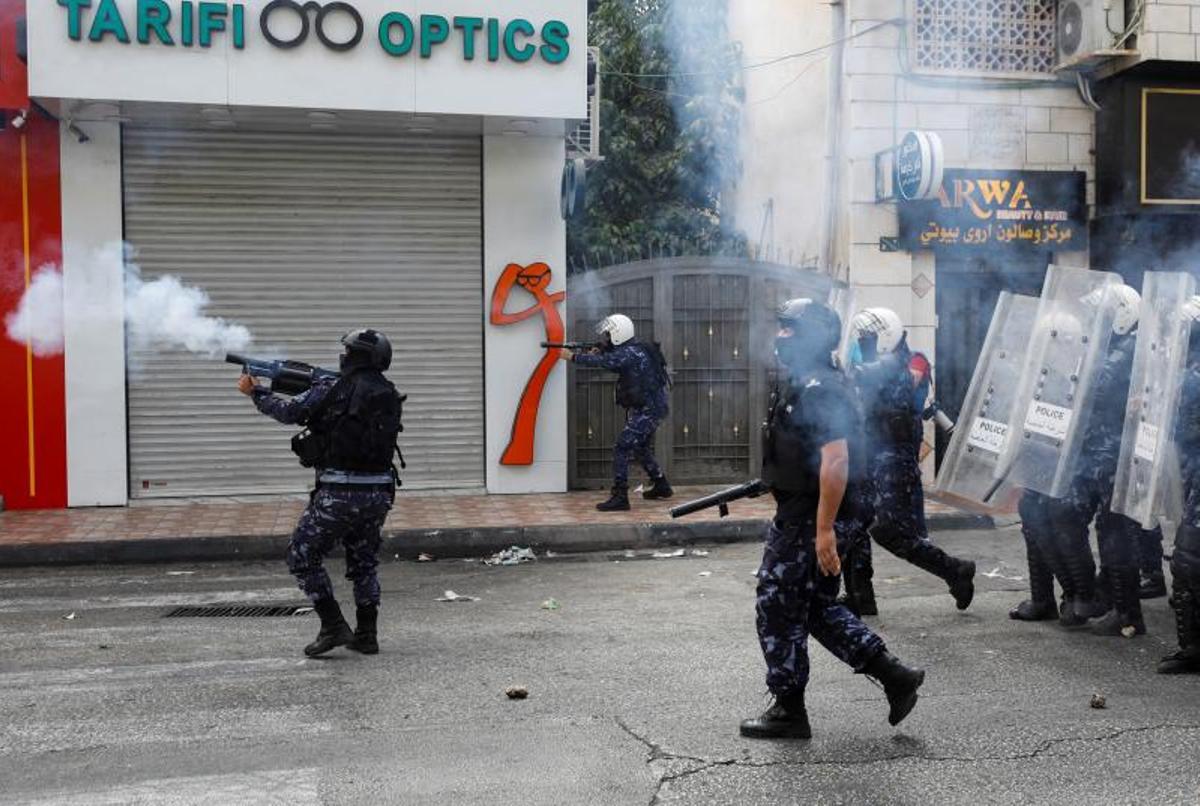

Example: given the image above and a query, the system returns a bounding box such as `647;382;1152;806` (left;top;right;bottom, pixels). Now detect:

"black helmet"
775;298;842;368
341;328;392;371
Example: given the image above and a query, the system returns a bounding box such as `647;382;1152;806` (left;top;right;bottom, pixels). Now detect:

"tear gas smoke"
4;242;253;359
4;265;65;357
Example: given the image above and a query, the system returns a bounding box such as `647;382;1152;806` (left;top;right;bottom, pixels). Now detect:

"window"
913;0;1057;75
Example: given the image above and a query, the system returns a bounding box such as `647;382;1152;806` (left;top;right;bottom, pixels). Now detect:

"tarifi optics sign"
54;0;571;63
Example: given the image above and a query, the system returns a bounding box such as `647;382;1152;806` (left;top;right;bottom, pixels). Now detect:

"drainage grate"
163;604;312;618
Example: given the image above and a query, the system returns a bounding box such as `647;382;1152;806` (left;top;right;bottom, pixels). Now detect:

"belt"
318;482;395;493
319;470;394;485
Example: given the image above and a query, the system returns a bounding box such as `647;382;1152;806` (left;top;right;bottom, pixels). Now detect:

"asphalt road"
1;525;1198;805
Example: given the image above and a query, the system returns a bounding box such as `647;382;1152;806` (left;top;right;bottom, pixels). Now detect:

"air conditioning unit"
1057;0;1125;68
567;47;601;161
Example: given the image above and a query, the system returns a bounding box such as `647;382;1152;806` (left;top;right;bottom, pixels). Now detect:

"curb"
0;511;992;568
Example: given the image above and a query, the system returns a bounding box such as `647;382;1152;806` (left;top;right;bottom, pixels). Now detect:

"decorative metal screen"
913;0;1057;75
671;275;752;481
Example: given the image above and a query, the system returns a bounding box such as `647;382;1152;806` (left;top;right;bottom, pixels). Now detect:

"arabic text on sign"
967;417;1008;454
1024;400;1073;441
1135;421;1160;463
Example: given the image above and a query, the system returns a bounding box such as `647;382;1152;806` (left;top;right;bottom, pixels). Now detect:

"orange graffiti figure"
490;262;566;465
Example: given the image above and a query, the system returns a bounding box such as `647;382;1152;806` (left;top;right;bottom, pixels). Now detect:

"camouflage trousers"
287;487;393;607
756;520;886;698
861;450;959;583
613;408;664;487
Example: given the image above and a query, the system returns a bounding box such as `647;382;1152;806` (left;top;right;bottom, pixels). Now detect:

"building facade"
733;0;1200;471
1;0;587;509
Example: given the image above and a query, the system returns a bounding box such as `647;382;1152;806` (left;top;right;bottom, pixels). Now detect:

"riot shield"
827;282;856;368
933;292;1040;510
992;265;1121;499
1111;272;1196;529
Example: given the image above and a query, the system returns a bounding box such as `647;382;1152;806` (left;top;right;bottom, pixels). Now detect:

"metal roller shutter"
123;127;484;498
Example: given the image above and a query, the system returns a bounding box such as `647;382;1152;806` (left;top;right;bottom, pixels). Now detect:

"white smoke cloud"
4;242;253;359
4;265;65;357
124;267;251;356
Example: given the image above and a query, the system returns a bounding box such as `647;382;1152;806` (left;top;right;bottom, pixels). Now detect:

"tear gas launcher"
922;402;956;434
225;353;339;396
541;341;603;351
670;479;768;519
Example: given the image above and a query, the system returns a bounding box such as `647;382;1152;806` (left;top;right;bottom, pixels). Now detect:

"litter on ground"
437;590;480;603
652;548;686;559
541;598;561;611
485;546;538;566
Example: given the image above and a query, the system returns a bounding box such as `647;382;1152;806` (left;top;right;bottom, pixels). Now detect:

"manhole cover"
163;604;312;618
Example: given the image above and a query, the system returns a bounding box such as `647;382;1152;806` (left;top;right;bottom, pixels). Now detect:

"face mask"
848;341;863;367
339;352;352;371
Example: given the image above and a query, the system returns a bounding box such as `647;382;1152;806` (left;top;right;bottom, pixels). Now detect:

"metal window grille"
913;0;1057;75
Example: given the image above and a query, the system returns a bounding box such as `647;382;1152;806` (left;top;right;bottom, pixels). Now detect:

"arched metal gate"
567;257;835;488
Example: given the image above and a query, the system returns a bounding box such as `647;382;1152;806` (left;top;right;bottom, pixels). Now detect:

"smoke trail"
4;265;65;357
124;266;252;355
4;242;253;358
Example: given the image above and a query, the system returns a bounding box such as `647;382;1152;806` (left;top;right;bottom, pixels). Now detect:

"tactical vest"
292;370;404;474
854;353;915;449
615;340;671;410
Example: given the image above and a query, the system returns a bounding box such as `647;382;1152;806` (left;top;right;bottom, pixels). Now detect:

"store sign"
54;0;570;64
898;169;1086;251
895;130;943;202
28;0;587;119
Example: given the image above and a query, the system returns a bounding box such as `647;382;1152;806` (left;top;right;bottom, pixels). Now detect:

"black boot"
596;484;630;512
1139;571;1167;600
1090;566;1146;637
1094;567;1112;613
348;604;379;655
1012;537;1058;621
864;650;925;727
1157;591;1199;674
1059;548;1102;628
305;598;354;657
739;692;811;739
642;476;674;500
947;559;976;611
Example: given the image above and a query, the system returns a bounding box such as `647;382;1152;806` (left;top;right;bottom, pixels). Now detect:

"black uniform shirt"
767;366;857;524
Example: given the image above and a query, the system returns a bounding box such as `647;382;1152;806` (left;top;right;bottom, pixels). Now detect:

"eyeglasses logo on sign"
54;0;571;63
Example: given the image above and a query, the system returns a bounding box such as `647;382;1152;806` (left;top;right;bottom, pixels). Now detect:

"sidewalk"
0;486;991;567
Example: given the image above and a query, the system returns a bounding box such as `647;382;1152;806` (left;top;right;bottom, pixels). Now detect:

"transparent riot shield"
933;292;1040;510
1111;271;1196;529
827;282;856;368
992;265;1121;499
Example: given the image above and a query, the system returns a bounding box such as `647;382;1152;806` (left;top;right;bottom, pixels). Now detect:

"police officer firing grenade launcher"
560;314;673;511
236;329;405;658
842;307;976;618
735;298;925;740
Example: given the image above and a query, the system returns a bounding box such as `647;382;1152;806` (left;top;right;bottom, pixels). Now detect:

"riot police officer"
1047;285;1149;635
740;298;925;740
565;314;673;511
842;307;976;616
1160;295;1200;674
239;329;403;657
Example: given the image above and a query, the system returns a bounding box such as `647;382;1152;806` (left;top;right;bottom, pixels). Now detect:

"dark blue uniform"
573;341;669;487
757;365;886;699
1165;366;1200;667
253;378;393;607
1047;332;1152;625
850;350;971;598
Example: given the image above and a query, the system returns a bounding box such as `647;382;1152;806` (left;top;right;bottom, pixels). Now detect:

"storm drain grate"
163;604;312;618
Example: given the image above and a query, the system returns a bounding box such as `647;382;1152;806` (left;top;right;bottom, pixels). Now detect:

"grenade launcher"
225;353;340;396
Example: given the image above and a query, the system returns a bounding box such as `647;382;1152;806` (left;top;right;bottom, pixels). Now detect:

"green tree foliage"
568;0;746;271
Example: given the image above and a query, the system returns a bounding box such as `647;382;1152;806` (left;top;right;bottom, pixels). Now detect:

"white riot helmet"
850;307;906;355
596;313;635;346
1108;284;1142;336
1035;310;1084;343
1182;295;1200;324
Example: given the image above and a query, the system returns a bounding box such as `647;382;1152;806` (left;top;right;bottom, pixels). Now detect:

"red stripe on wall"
0;113;66;510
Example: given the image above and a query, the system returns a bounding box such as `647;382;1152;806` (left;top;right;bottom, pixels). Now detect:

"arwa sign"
28;0;587;119
898;169;1087;251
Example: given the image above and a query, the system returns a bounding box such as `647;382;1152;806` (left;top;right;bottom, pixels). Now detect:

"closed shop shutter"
123;128;483;498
